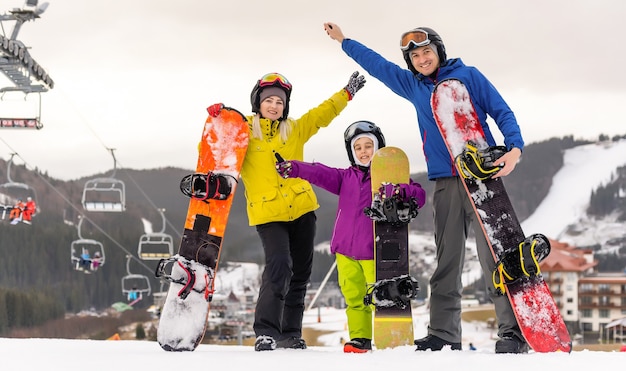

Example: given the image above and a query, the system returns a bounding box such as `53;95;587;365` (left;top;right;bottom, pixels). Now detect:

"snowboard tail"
431;79;572;353
157;106;249;351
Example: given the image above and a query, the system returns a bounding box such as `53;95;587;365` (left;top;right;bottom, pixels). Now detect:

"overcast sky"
1;0;625;180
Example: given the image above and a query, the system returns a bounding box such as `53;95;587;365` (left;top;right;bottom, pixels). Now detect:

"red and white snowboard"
431;78;571;353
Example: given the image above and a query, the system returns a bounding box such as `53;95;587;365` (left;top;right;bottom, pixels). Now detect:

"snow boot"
414;334;462;351
276;337;307;349
344;338;372;353
495;334;529;354
254;335;276;351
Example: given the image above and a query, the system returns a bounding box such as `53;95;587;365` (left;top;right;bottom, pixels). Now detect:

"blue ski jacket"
342;39;524;180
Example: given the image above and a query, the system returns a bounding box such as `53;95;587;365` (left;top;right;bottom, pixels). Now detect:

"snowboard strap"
364;274;419;309
455;141;507;181
364;193;419;225
176;260;196;300
155;257;214;301
180;172;236;201
492;234;551;294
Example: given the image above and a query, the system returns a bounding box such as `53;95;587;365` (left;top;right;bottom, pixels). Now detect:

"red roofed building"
541;240;626;341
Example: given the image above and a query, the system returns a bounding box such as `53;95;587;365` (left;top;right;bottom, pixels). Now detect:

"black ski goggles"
344;121;377;142
400;29;431;51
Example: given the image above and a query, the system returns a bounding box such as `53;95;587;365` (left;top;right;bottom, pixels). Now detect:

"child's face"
259;96;285;121
409;45;440;76
353;137;375;165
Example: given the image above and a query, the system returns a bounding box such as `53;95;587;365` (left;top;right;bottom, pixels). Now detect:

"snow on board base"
431;78;572;353
157;256;212;351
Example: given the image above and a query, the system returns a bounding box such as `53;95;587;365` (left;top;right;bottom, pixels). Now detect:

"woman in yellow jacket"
207;71;365;351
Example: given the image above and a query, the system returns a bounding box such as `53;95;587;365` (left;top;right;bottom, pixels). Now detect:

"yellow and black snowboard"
370;146;414;349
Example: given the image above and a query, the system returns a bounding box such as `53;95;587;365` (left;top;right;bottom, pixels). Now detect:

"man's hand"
324;22;345;43
492;147;522;178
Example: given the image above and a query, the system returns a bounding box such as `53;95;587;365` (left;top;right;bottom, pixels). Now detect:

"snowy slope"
521;139;626;242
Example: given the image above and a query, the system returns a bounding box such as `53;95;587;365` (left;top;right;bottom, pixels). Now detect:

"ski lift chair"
0;153;40;219
81;149;125;212
81;177;126;212
70;240;105;272
70;217;105;272
121;255;151;300
121;274;152;299
137;233;174;260
137;209;174;260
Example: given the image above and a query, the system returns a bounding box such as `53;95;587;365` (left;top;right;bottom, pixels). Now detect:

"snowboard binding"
364;192;419;225
455;141;507;181
492;233;551;295
364;274;419;309
180;172;237;201
156;257;214;301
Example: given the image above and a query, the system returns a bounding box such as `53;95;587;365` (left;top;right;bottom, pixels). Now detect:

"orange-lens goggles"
400;29;430;51
259;72;292;90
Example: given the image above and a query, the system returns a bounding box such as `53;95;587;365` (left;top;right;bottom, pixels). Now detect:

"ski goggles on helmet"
344;120;378;142
258;72;292;90
400;29;431;51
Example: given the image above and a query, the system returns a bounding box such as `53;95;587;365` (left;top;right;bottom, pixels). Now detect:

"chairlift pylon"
70;216;105;273
138;208;174;260
81;148;126;212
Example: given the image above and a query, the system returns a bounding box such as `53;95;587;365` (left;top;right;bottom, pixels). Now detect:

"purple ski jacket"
288;160;426;260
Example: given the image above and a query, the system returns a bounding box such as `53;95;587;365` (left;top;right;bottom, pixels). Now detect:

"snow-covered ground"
0;306;622;371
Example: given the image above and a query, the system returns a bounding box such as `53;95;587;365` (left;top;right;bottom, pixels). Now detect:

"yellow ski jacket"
241;89;350;226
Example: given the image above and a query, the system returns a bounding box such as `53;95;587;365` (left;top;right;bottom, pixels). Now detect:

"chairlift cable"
55;87;181;238
116;165;182;240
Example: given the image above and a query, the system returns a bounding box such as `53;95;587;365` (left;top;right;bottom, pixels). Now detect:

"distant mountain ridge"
4;134;626;265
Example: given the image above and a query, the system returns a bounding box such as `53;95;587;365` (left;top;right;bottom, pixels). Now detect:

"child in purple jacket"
275;121;426;353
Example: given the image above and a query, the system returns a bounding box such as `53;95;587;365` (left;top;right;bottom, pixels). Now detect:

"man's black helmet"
344;120;386;166
401;27;447;74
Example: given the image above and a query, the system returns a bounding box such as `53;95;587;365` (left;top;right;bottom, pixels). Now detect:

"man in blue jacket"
323;22;527;354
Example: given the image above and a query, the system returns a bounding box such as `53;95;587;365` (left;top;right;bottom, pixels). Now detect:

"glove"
276;161;293;178
379;183;403;200
207;103;224;117
365;188;420;224
379;182;426;207
344;71;366;100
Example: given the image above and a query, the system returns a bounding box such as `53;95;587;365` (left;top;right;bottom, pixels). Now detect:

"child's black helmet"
344;121;386;166
401;27;447;74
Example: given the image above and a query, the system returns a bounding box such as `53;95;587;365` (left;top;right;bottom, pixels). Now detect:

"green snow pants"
336;253;376;340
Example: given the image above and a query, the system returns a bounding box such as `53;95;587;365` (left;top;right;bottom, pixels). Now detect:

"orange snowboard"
157;106;248;351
